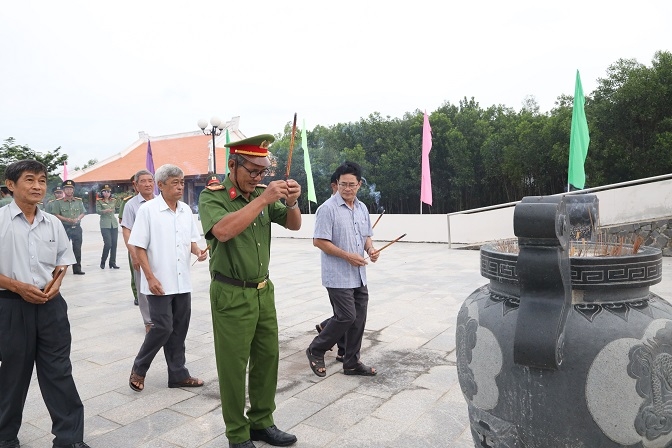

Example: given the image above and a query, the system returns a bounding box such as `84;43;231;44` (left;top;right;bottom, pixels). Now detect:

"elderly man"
121;170;155;330
128;164;207;392
0;160;90;448
199;134;301;448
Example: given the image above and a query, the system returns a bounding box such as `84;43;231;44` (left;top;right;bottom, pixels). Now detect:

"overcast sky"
1;0;670;168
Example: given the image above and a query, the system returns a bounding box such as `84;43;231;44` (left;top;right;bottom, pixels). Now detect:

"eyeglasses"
239;164;270;178
338;182;360;190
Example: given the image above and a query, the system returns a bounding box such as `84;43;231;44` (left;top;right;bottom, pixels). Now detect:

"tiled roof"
72;128;243;183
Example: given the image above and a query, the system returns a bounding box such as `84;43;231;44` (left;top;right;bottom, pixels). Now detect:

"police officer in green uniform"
199;134;301;448
51;180;86;275
46;186;65;213
0;186;12;208
96;184;120;269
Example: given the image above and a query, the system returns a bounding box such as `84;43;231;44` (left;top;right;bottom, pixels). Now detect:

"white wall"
78;178;671;245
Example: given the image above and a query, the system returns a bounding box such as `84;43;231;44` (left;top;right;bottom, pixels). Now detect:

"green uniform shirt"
45;199;56;213
0;197;12;208
96;198;119;229
199;176;288;282
51;197;86;225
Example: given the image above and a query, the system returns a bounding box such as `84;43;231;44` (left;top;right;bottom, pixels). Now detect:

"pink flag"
63;162;68;181
420;111;432;206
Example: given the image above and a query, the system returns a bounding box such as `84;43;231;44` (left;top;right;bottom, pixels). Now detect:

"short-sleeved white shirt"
0;202;76;290
128;194;200;295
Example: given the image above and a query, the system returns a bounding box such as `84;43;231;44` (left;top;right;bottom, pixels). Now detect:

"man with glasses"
199;134;301;448
306;161;380;378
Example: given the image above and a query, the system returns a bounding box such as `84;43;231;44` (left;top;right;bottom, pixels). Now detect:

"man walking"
199;134;301;448
0;160;90;448
306;161;379;377
121;170;155;331
51;180;86;275
128;164;207;392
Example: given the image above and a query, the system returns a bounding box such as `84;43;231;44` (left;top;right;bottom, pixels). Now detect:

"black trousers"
100;227;118;265
309;285;369;369
65;226;83;272
132;293;192;383
0;292;84;445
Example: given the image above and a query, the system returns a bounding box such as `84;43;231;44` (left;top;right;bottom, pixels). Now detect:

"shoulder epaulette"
256;184;268;189
123;196;133;201
206;184;226;191
55;198;63;202
47;199;54;203
75;197;83;201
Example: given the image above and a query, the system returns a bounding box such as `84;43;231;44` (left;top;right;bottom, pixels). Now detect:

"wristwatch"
286;201;299;210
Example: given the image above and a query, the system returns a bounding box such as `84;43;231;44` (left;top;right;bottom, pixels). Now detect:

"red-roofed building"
71;117;244;212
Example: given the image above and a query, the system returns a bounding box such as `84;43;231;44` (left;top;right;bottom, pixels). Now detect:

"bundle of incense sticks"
365;233;406;259
192;244;211;266
44;267;65;292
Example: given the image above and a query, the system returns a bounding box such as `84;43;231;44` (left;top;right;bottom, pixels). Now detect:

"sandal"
344;362;377;376
129;370;145;392
168;376;204;388
306;348;326;377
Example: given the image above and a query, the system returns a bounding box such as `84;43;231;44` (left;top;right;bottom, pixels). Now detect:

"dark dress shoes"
134;297;139;306
109;263;120;269
250;425;297;446
100;261;105;269
0;438;19;448
229;441;256;448
73;271;85;275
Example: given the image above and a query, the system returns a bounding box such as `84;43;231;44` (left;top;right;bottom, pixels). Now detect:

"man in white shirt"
127;164;208;392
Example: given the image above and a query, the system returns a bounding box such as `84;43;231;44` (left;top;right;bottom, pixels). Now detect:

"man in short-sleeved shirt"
306;161;380;378
199;134;301;448
121;170;155;330
0;159;90;448
127;164;207;392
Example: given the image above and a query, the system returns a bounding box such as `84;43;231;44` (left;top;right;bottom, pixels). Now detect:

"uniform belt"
212;272;268;289
0;290;22;299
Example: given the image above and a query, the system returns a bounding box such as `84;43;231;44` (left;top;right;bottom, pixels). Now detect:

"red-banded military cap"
225;134;274;168
207;175;220;186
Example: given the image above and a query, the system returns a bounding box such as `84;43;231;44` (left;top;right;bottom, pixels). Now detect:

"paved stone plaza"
12;227;672;448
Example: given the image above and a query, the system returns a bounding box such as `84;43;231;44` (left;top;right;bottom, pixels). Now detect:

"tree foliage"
0;137;68;182
265;51;672;214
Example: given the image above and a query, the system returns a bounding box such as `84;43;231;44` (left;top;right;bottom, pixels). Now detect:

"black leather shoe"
0;438;20;448
100;261;105;269
53;442;91;448
73;271;85;275
229;441;255;448
250;425;297;446
109;263;120;269
134;297;139;306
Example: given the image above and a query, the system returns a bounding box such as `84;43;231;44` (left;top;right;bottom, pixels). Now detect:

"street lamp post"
198;117;225;175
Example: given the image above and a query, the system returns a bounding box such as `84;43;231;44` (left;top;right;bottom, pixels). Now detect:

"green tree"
0;137;68;181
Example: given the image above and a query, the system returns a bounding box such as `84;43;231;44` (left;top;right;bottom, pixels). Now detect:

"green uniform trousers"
210;278;279;443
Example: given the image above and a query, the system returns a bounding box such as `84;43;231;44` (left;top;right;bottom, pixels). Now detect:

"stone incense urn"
456;195;670;448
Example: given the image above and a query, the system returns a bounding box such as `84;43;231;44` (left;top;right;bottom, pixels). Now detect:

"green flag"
568;70;590;190
302;120;317;203
224;129;230;177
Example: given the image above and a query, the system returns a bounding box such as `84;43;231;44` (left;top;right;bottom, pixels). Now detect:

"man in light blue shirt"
0;159;90;448
306;161;380;378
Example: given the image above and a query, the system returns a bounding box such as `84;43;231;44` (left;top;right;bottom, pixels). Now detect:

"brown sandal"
168;376;204;388
129;370;145;392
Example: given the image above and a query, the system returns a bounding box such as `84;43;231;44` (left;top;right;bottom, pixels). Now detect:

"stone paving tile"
89;409;193;448
302;392;385;433
157;409;225;448
100;388;197;426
